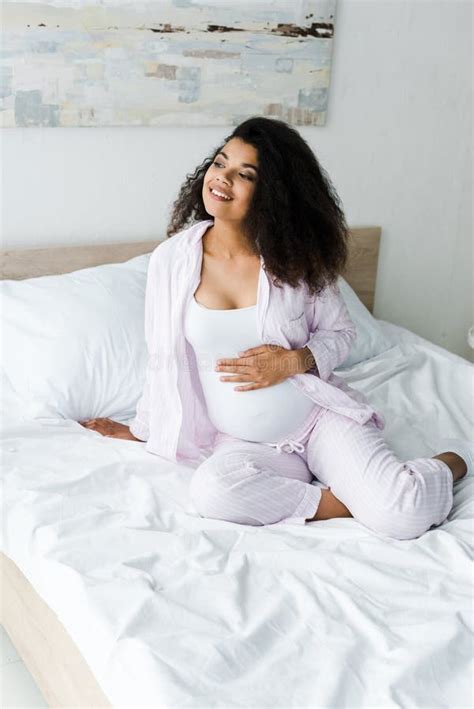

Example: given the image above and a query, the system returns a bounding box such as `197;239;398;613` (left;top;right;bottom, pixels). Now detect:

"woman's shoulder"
150;220;211;265
147;226;190;270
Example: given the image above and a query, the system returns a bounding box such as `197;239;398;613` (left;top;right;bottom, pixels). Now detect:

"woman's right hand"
78;417;141;441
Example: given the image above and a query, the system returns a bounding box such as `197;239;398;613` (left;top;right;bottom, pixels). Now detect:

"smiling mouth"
209;186;233;202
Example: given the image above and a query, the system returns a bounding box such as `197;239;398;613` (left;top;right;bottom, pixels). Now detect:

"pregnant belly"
198;373;317;443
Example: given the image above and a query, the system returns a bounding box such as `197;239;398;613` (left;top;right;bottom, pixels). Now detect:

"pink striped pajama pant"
188;406;454;540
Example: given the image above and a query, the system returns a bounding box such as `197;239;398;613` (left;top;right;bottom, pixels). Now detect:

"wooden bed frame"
0;225;381;707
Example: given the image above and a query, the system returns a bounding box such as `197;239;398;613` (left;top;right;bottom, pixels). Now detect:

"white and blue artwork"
1;0;338;127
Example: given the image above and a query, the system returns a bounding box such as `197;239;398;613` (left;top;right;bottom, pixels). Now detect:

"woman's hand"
78;417;141;441
214;344;316;392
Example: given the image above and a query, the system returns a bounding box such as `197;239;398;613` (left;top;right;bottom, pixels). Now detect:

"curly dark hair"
166;116;350;297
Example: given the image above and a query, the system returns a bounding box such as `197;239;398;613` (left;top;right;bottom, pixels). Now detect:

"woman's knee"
188;450;256;522
188;457;223;517
362;499;445;540
367;515;430;540
348;461;450;540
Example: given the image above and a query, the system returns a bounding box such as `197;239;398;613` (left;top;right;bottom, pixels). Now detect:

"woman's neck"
205;221;256;260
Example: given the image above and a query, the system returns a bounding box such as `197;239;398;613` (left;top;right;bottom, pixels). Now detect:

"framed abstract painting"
1;0;338;127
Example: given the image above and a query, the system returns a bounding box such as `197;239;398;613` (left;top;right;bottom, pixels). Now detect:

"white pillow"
0;253;152;423
336;276;392;368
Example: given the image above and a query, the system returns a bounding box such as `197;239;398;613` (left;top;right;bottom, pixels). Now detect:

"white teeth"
211;188;231;200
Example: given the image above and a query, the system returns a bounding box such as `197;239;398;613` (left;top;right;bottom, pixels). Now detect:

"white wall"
1;0;472;361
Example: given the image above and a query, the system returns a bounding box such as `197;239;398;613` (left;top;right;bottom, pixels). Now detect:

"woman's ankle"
433;452;467;482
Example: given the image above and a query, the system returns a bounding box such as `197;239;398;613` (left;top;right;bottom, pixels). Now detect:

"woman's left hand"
215;344;314;391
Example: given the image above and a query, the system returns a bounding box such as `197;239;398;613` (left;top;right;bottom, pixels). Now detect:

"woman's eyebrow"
217;151;258;172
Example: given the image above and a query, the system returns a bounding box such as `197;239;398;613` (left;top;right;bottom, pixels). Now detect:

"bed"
1;226;472;709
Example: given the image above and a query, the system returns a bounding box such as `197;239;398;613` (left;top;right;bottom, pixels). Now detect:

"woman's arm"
291;346;318;376
229;281;356;389
128;248;162;442
301;281;357;381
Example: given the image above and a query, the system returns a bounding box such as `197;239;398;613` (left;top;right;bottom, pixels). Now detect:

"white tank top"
184;295;318;443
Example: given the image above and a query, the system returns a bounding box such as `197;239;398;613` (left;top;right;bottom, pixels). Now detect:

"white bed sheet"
1;320;473;708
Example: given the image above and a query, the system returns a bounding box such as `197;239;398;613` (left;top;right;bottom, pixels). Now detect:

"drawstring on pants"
270;440;305;455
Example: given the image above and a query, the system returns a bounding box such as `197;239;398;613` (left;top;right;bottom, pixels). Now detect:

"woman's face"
202;138;259;223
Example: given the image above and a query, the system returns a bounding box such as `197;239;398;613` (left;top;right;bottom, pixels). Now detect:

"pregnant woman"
80;117;471;538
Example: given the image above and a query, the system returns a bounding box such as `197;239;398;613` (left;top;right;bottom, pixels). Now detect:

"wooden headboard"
0;226;382;312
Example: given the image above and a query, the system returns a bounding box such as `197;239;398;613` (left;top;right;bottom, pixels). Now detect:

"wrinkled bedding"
1;320;473;708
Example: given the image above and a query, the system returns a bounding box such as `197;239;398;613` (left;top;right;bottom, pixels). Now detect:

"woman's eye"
212;162;253;181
